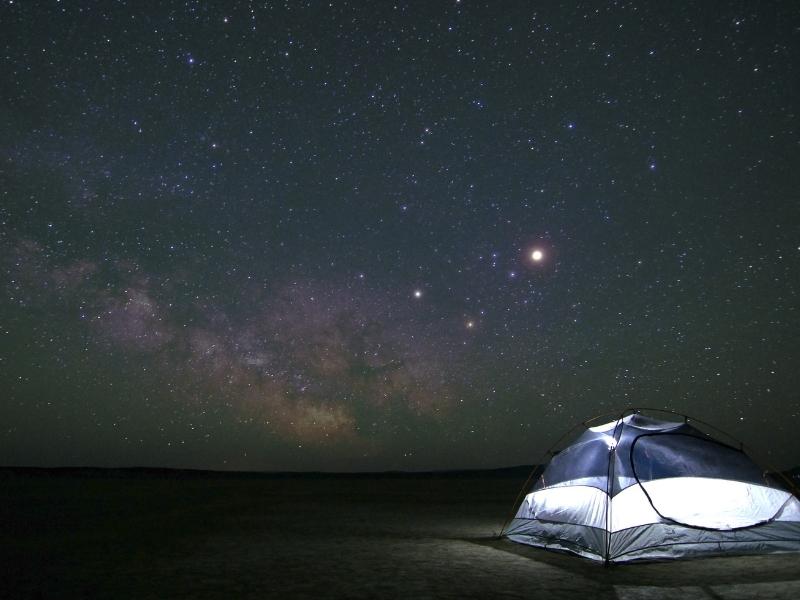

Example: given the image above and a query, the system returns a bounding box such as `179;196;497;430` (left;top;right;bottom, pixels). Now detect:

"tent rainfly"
503;410;800;563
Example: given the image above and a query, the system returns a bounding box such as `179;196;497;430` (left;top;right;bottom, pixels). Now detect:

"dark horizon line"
2;464;799;479
0;464;539;479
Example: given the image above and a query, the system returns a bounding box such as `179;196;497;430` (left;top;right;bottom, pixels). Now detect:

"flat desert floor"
2;470;799;599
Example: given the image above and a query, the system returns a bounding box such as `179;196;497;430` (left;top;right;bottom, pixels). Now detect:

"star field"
1;1;798;471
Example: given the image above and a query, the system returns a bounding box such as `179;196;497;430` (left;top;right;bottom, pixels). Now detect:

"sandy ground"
1;471;798;599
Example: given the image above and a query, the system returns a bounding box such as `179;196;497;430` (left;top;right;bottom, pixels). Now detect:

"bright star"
413;289;422;299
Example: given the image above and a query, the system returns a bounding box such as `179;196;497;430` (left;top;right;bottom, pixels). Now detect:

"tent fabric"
504;411;800;563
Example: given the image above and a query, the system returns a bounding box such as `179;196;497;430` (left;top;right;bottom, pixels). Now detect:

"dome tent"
502;409;800;563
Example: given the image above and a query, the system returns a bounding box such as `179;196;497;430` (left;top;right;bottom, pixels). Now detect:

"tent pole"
604;408;631;564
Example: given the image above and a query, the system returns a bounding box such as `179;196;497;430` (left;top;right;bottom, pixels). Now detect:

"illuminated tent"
503;410;800;563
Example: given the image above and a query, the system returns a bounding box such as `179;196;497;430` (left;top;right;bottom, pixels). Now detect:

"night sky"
2;1;798;472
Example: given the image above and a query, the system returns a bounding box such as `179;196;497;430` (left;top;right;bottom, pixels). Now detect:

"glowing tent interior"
502;409;800;563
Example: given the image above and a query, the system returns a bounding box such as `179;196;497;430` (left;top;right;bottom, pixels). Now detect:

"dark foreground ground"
1;468;798;599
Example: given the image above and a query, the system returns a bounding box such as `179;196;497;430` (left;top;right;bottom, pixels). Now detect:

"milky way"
1;1;798;470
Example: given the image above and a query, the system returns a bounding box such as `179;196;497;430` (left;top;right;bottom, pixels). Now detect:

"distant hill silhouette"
0;465;536;480
2;465;797;493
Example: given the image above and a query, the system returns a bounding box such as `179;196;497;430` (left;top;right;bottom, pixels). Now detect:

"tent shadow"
466;536;800;587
